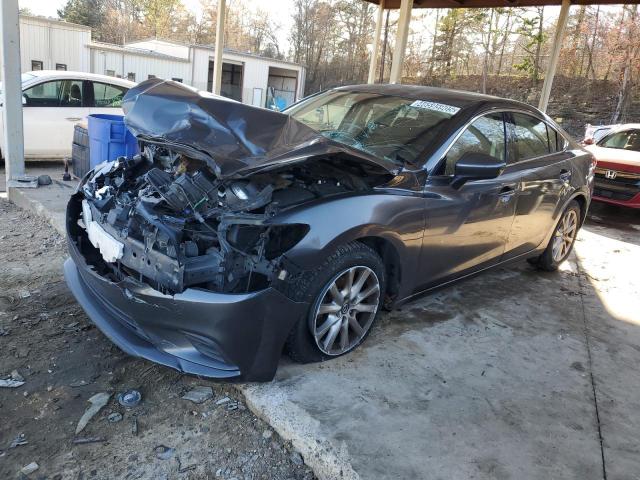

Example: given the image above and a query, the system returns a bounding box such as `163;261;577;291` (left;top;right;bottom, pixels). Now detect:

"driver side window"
442;113;505;175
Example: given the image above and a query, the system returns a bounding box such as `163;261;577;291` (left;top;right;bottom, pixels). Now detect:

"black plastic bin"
71;124;90;179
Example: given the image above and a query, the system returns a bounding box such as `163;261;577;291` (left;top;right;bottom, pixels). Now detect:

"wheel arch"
571;192;589;226
356;235;402;304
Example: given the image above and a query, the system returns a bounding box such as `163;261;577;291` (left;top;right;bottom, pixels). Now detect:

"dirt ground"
0;198;316;480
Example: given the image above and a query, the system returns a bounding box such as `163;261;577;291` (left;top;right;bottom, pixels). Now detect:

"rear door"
502;112;573;259
419;112;517;289
22;78;87;158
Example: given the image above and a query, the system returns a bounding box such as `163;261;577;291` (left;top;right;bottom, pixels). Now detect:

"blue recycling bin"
88;114;139;168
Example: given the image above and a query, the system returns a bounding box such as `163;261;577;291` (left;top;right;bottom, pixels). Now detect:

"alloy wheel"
552;209;578;262
311;266;381;356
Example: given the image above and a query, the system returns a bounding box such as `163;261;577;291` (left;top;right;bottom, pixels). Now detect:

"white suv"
0;71;135;159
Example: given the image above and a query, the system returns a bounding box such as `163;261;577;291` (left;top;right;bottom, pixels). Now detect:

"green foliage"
57;0;104;30
513;9;547;81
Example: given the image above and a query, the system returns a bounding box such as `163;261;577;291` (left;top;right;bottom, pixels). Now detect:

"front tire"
285;242;386;363
530;200;581;271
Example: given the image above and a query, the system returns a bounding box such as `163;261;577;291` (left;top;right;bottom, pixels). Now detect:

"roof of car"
25;70;136;87
334;83;536;112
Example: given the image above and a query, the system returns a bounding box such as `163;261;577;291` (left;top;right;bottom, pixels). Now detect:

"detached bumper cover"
64;234;308;382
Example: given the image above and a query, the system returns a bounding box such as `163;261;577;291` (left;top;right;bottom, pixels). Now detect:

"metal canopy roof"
365;0;639;8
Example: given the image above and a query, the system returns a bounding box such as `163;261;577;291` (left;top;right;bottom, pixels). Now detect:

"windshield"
598;129;640;152
286;90;458;165
0;73;38;95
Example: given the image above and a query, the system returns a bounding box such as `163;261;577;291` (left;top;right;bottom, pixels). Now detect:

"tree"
513;7;546;84
57;0;105;31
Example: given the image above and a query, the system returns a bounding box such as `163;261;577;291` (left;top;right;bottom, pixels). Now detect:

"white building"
10;15;306;109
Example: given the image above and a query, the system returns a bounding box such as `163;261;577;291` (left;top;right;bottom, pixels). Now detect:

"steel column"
538;0;571;112
1;0;25;185
368;0;386;84
212;0;226;95
389;0;413;84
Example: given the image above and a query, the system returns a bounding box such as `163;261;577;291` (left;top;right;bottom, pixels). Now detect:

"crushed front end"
64;78;395;381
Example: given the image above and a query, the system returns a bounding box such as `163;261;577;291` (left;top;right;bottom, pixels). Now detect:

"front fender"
272;193;427;294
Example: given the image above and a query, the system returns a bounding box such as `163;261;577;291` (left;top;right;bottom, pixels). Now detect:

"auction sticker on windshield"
410;100;460;115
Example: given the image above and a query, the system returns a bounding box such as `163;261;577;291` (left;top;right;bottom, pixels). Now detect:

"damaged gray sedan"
65;79;592;381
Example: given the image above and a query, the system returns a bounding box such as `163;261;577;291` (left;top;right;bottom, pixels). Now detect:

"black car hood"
122;78;399;179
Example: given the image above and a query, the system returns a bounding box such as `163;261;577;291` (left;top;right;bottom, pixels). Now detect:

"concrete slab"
241;202;640;480
8;178;640;480
3;164;77;234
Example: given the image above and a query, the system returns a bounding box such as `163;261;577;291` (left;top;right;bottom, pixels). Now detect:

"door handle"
65;117;82;122
499;186;516;196
498;185;517;203
560;169;572;182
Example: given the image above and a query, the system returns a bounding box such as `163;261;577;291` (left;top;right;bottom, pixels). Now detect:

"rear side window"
23;79;83;107
442;113;506;175
92;82;128;108
511;113;550;161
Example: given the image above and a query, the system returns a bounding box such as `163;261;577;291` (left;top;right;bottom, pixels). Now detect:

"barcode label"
410;100;460;115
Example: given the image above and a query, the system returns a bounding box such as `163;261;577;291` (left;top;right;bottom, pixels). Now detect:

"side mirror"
22;95;27;106
451;152;506;189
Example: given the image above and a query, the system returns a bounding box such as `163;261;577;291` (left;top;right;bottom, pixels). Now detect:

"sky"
19;0;295;50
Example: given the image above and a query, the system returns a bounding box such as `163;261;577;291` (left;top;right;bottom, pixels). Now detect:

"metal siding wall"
18;18;90;73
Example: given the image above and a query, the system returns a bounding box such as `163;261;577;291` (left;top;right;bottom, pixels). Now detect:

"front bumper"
64;205;308;382
593;169;640;209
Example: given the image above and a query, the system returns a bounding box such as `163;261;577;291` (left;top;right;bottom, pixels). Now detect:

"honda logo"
605;170;617;179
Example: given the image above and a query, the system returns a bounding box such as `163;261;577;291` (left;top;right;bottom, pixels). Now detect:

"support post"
1;0;25;184
367;0;385;84
538;0;570;112
389;0;413;84
212;0;226;95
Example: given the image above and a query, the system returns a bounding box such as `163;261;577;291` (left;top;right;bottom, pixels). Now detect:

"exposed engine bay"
75;145;391;295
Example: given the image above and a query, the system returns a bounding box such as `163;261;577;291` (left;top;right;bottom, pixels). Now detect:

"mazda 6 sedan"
64;80;594;381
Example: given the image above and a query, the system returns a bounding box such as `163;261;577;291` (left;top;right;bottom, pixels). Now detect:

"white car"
0;71;135;159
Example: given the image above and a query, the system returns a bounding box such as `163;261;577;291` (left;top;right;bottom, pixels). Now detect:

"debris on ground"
9;433;28;449
0;378;25;388
107;412;123;423
0;199;316;480
19;462;39;475
153;445;175;460
216;396;231;405
290;452;304;466
117;389;142;408
181;385;213;404
75;392;112;434
10;370;24;382
73;437;106;445
37;174;52;186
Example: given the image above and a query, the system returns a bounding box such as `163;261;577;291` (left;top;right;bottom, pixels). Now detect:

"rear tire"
285;242;386;363
530;200;581;271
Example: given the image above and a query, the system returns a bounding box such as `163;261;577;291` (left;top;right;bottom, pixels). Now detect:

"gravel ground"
0;198;315;480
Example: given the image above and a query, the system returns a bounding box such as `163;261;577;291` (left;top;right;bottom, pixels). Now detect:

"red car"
585;124;640;208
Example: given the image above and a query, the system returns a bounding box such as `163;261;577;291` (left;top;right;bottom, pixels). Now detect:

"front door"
22;78;87;158
419;112;517;290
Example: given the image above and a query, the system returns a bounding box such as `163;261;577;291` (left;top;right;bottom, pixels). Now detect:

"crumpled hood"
123;78;399;178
